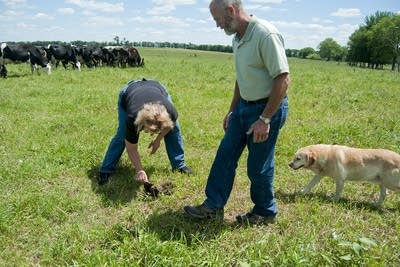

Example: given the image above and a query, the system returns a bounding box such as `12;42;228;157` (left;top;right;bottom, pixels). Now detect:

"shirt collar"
234;15;257;44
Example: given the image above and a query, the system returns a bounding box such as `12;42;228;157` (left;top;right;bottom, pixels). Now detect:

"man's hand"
135;170;149;183
246;120;270;143
223;112;232;131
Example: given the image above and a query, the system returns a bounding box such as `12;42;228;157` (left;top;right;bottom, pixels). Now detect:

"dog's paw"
330;195;341;202
299;189;308;195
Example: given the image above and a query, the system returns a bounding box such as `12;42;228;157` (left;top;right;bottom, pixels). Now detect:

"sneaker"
98;172;110;185
184;204;223;219
236;212;276;225
173;166;194;175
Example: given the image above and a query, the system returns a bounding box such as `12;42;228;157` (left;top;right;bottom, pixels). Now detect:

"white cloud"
65;0;124;13
273;21;336;32
85;16;124;26
16;21;35;30
1;0;28;8
249;0;285;3
199;7;209;13
57;8;75;15
147;4;176;15
34;13;54;20
152;0;196;5
247;5;273;11
130;15;190;28
148;0;197;15
330;8;361;18
312;17;334;24
0;10;24;19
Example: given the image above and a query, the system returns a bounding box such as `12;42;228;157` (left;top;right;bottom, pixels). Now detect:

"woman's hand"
148;139;161;154
135;170;149;183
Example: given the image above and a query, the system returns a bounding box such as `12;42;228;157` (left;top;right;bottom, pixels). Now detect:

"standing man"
98;78;193;186
184;0;290;225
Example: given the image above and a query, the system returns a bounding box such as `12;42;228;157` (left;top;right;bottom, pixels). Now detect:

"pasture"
1;48;399;266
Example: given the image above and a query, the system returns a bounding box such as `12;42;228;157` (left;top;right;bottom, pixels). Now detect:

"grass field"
1;48;400;266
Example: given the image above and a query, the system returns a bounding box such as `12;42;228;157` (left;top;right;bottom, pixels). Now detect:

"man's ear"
226;4;235;15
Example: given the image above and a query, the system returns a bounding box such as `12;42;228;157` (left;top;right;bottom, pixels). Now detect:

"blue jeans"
204;97;288;217
100;84;186;174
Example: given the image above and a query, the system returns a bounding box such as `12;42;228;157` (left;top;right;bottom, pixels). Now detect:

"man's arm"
223;81;241;130
247;72;290;143
260;72;290;119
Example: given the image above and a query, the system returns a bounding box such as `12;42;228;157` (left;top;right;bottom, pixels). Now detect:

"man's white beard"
224;29;235;36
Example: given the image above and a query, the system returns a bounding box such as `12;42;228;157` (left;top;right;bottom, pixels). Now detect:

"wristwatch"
259;115;271;125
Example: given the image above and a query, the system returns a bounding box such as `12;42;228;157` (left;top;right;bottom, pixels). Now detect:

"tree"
370;15;400;71
347;27;370;66
365;11;395;29
347;11;398;69
299;47;315;59
318;38;342;61
113;36;120;45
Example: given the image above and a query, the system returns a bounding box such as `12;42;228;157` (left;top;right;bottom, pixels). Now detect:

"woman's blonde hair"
134;102;174;134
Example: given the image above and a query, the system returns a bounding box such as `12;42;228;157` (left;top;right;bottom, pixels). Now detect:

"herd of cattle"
0;43;144;78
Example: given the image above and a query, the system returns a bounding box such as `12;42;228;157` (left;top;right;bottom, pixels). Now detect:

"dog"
0;64;7;78
289;144;400;206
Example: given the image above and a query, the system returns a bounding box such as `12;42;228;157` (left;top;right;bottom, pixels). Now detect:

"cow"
47;44;81;70
0;64;7;78
80;46;104;68
111;47;129;68
127;47;144;67
101;47;116;66
1;43;51;75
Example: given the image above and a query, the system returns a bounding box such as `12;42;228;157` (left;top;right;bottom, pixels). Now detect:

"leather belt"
241;97;269;104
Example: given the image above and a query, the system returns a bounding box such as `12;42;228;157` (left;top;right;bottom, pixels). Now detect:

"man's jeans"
100;85;186;174
204;97;289;217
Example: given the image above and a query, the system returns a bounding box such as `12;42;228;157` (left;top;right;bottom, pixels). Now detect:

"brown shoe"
184;204;223;220
174;166;194;175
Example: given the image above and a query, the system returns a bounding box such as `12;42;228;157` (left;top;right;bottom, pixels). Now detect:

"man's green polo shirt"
233;16;289;101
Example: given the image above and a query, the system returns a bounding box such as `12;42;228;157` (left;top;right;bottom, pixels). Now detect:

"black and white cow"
0;43;51;75
80;46;104;68
127;47;144;67
47;44;81;70
0;64;7;78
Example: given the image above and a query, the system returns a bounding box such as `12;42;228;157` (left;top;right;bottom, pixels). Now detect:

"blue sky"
0;0;399;49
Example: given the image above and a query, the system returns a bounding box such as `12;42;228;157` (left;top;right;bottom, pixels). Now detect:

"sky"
0;0;399;50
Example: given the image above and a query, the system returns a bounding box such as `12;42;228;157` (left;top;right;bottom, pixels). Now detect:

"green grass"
1;48;400;266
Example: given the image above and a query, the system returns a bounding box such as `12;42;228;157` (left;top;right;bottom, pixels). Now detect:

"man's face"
210;5;237;36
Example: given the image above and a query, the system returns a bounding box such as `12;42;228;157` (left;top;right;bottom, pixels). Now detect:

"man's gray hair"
210;0;242;9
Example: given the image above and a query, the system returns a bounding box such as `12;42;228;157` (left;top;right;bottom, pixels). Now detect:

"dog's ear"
306;152;316;167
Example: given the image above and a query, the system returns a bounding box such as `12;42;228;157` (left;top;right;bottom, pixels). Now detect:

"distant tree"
347;11;398;69
113;36;120;45
299;47;315;59
306;53;321;60
318;38;343;61
285;49;299;57
365;11;395;29
347;27;369;66
370;15;400;70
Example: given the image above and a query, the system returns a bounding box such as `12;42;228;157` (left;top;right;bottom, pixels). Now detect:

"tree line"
287;12;400;71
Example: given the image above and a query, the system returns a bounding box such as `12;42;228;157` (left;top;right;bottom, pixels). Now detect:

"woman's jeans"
204;97;289;217
100;85;186;174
